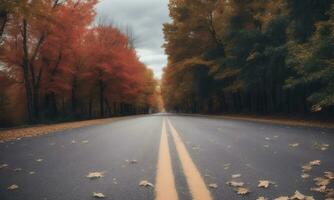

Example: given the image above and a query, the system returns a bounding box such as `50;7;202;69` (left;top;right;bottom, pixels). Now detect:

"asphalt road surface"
0;113;333;200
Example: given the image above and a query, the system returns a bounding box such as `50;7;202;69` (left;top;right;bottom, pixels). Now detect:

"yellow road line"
155;119;179;200
167;119;212;200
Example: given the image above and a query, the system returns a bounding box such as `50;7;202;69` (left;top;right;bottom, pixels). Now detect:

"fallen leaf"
310;185;326;193
35;158;43;162
258;180;270;188
0;163;8;168
139;180;154;188
8;184;19;190
265;137;271;141
81;140;89;144
290;190;305;199
301;174;310;179
87;172;104;179
226;181;244;187
235;187;249;195
324;171;334;180
208;183;218;189
314;177;330;186
289;143;299;148
93;192;105;198
232;174;241;178
274;197;289;200
29;171;35;175
309;160;321;166
257;197;268;200
302;164;312;172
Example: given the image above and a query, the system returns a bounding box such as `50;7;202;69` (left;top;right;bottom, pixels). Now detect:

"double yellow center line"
155;118;212;200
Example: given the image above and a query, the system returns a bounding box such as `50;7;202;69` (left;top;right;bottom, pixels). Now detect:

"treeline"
162;0;334;116
0;0;159;126
163;0;334;115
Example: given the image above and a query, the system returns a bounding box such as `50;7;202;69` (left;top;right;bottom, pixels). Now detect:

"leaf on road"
258;180;271;188
232;174;241;178
8;184;19;190
0;163;9;168
81;140;89;144
208;183;218;189
314;177;330;186
324;171;334;180
35;158;43;162
257;197;268;200
289;143;299;148
13;168;22;172
309;160;321;166
310;185;326;193
265;137;271;141
139;180;154;188
302;164;312;173
290;190;305;199
235;187;249;195
301;174;310;179
93;192;105;198
274;196;289;200
87;172;104;179
226;181;244;187
29;171;35;175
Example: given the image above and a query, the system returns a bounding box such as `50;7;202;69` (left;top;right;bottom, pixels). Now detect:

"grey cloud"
95;0;170;78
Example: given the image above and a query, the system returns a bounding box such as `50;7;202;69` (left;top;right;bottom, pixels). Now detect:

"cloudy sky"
95;0;170;79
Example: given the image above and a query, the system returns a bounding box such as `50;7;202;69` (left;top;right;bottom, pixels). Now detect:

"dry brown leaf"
310;185;326;193
314;177;330;186
139;180;154;188
324;171;334;180
274;197;289;200
226;181;244;187
289;143;299;148
258;180;270;188
290;190;305;199
87;172;104;179
7;184;19;190
93;192;105;198
301;174;310;179
302;164;312;172
235;187;249;195
309;160;321;166
232;174;241;178
0;163;9;168
208;183;218;189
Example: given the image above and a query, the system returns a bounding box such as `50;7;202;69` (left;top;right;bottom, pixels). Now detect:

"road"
0;113;333;200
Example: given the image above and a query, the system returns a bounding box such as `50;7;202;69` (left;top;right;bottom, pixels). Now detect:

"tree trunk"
99;79;104;117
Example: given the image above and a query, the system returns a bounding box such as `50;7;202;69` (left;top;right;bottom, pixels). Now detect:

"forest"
162;0;334;116
0;0;159;126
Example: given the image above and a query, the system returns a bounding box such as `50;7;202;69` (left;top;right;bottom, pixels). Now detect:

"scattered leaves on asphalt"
208;183;218;189
232;174;241;178
258;180;271;188
87;172;104;179
139;180;154;188
7;184;19;190
324;171;334;180
93;192;105;198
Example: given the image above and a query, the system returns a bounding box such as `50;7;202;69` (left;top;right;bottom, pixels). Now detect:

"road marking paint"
167;119;212;200
155;119;179;200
